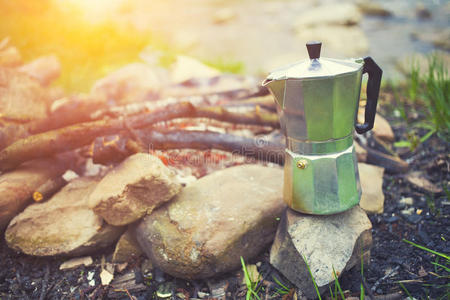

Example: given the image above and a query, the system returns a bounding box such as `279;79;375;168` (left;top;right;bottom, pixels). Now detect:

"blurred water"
362;0;449;78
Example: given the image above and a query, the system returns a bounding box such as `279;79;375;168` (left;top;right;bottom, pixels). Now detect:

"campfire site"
0;0;449;299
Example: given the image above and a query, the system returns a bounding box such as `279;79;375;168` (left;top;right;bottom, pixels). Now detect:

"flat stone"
295;3;362;28
135;164;285;279
5;177;124;256
18;55;61;86
112;228;143;263
88;153;182;226
359;163;385;214
91;63;162;104
270;206;372;299
0;158;68;231
60;256;93;270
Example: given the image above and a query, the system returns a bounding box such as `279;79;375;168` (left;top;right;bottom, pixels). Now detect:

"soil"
0;102;448;299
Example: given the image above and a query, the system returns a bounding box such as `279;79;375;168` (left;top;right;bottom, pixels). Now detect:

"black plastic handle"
355;56;383;134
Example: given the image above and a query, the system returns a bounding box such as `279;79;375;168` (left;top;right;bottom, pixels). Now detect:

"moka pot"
263;41;382;215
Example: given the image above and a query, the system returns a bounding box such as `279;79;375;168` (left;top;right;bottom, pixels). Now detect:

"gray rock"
270;206;372;299
135;164;285;279
5;177;124;256
88;153;182;226
415;3;432;19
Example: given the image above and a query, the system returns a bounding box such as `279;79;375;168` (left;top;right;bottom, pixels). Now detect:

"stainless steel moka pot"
263;41;382;215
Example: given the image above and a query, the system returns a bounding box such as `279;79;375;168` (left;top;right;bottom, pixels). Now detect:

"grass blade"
332;267;345;300
399;282;413;299
302;254;322;300
403;239;450;260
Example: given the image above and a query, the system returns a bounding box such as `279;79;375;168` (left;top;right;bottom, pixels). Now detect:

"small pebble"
385;215;399;223
401;207;415;216
198;291;210;298
407;214;422;224
86;271;95;281
399;197;414;206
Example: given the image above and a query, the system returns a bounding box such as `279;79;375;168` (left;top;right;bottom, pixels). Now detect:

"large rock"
135;164;286;279
296;26;369;57
5;177;124;256
18;55;61;86
295;3;362;28
0;67;48;120
88;153;181;226
359;163;385;214
0;158;68;231
91;63;161;104
270;206;372;299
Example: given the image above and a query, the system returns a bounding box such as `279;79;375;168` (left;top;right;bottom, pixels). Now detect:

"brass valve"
296;159;308;169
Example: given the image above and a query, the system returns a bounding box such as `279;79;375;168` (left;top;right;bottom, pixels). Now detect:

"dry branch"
0;102;279;171
92;130;285;165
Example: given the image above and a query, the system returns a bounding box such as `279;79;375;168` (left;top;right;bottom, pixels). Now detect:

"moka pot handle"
355;56;382;134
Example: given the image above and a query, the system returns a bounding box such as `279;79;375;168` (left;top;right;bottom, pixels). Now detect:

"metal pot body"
264;42;382;215
276;72;363;215
278;71;363;144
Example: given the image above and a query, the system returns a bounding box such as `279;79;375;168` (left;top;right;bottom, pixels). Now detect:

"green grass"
240;257;262;300
272;275;291;297
402;239;450;298
393;54;450;150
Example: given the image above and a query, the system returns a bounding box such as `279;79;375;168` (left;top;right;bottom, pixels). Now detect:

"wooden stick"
92;130;285;165
0;102;279;171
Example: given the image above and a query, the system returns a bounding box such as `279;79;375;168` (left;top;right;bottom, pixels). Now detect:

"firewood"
0;156;72;231
33;176;68;202
92;130;285;165
28;95;106;134
0;102;279;171
365;146;409;173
